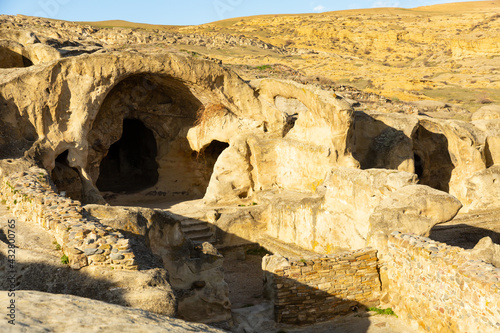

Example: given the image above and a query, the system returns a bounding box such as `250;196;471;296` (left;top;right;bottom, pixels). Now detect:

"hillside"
75;1;500;111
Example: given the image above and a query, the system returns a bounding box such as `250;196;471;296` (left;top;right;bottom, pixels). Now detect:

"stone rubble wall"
387;232;500;333
263;248;381;324
0;166;137;270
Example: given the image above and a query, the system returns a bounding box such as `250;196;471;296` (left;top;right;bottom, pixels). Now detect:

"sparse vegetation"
238;202;258;207
255;65;272;70
194;103;229;128
60;254;69;265
368;307;398;317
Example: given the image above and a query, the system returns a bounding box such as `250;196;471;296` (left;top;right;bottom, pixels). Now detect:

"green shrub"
60;254;69;265
368;307;397;317
255;65;272;70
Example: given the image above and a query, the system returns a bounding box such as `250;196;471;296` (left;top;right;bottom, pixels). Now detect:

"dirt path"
221;249;265;309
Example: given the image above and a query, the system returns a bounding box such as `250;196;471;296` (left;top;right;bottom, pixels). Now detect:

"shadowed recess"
97;118;159;193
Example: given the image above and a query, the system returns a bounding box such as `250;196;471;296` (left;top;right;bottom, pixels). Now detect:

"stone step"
181;218;209;227
180;219;215;244
182;223;212;233
189;231;215;243
257;235;318;258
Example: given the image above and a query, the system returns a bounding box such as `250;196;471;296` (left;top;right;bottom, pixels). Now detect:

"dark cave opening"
52;150;83;201
414;152;424;180
97;118;159;193
412;124;454;192
200;140;230;165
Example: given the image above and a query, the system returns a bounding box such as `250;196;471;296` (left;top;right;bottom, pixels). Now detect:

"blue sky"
0;0;481;25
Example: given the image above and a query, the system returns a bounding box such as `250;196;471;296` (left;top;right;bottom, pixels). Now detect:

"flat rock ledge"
0;290;225;333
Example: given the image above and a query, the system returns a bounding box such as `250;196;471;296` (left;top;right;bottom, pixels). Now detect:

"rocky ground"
0;290;224;333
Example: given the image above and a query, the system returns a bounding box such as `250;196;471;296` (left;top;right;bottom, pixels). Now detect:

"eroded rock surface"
466;236;500;268
367;185;462;250
0;290;224;333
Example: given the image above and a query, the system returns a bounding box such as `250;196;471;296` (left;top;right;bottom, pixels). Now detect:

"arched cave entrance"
412;124;454;192
197;140;230;169
97;118;159;194
52;150;83;201
88;73;234;205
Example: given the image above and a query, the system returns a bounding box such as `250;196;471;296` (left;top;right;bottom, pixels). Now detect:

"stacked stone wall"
387;232;500;332
264;248;381;324
0;167;137;270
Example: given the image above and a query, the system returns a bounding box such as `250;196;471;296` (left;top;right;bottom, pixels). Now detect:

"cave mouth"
52;150;83;201
414;152;424;180
97;118;159;194
198;140;230;166
412;124;454;193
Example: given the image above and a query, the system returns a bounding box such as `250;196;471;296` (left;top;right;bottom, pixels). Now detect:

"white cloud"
372;1;401;7
313;5;326;12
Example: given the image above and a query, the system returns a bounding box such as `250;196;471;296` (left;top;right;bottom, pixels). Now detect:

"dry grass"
194;103;234;149
195;103;229;129
193;103;232;159
477;92;493;104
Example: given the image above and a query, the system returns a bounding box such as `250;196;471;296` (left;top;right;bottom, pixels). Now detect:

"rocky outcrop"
0;200;176;317
462;166;500;212
0;291;224;333
262;168;418;253
472;117;500;167
1;11;500;331
466;236;500;268
367;185;462;250
188;79;359;204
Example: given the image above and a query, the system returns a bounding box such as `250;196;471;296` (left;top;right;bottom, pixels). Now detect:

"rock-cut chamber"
97;118;159;193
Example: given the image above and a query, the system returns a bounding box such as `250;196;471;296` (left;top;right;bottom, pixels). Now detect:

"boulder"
463;166;500;212
263;168;418;253
472;105;500;121
367;185;462;249
203;144;253;204
465;237;500;267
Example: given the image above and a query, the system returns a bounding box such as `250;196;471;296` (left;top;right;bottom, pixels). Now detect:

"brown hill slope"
1;1;499;111
78;1;500;111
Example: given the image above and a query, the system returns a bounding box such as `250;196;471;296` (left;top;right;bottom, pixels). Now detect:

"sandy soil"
221;249;265;309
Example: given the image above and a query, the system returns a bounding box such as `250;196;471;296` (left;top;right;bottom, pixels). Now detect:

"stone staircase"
257;234;318;258
180;218;216;244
